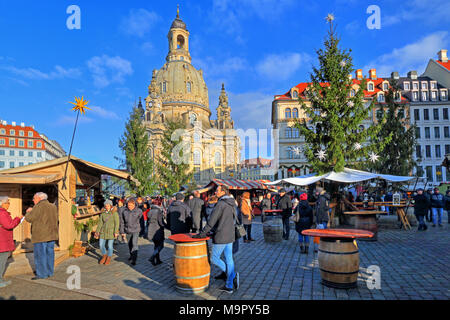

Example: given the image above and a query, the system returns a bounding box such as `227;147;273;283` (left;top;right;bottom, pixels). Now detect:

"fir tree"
370;79;417;176
295;17;391;174
156;120;194;196
118;106;155;196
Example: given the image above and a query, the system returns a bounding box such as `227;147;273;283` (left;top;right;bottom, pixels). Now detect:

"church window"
214;152;222;174
187;82;191;93
177;35;185;49
163;82;167;93
285;108;291;119
292;91;298;98
193;150;201;181
193;132;201;142
292;108;298;118
146;112;151;122
285;127;292;138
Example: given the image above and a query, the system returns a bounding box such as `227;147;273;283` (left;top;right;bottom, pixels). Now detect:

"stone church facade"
142;8;241;186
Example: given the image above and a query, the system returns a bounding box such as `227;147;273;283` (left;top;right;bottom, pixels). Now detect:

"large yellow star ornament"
69;96;90;115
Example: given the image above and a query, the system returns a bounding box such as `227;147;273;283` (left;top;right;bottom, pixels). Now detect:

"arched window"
177;35;185;49
146;112;151;122
292;91;298;98
292;108;298;118
193;150;201;181
285;127;292;138
368;83;374;91
378;93;385;102
287;148;293;159
285;108;291;119
163;82;167;93
214;152;222;176
187;82;191;93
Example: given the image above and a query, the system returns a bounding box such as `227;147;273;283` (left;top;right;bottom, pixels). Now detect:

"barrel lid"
169;233;210;242
301;228;374;239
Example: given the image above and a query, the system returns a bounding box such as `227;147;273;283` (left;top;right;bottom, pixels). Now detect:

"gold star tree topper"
69;96;90;115
325;13;335;23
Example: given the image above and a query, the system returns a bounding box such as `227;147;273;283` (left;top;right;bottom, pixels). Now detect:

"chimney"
391;71;399;80
437;49;448;62
407;71;418;80
12;121;16;126
356;69;363;80
369;68;377;80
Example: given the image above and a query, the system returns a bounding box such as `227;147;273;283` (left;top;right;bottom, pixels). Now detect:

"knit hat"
104;200;113;206
300;193;308;201
279;188;286;194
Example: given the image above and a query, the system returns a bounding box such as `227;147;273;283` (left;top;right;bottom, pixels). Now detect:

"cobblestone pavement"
1;215;449;300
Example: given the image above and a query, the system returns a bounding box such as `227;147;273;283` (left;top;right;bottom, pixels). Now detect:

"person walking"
277;188;292;240
141;203;150;239
412;188;429;231
188;191;205;233
314;187;330;252
445;190;450;224
430;187;445;227
0;196;22;288
147;200;167;266
425;189;433;222
119;198;143;266
294;193;313;254
95;200;120;265
166;193;192;235
239;192;254;243
260;193;272;223
193;185;239;294
25;192;59;280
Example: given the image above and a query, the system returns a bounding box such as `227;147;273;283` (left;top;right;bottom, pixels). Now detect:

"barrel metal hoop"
321;237;354;243
174;254;208;259
320;268;359;275
318;249;359;255
321;279;357;289
176;284;209;292
175;273;210;280
176;242;205;247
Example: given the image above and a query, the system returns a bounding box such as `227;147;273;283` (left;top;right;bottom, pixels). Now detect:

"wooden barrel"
263;218;283;242
173;241;210;294
355;215;378;241
318;238;359;289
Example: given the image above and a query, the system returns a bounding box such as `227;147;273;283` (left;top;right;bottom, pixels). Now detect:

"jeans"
298;234;309;243
317;222;327;229
152;240;164;256
243;224;252;241
34;241;55;279
127;232;139;261
431;207;443;225
0;251;10;281
211;243;236;290
99;239;114;257
282;216;290;239
415;214;426;229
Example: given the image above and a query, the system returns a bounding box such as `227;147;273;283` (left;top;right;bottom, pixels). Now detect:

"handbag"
290;207;300;223
233;209;247;239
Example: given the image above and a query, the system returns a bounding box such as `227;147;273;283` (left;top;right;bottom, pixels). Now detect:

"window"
433;108;439;120
9;129;15;135
415;127;421;139
193;132;200;143
383;83;389;91
421;91;428;101
378;93;385;102
412;91;418;101
292;127;299;138
9;150;14;156
162;82;167;93
19;130;24;136
285;108;291;119
18;140;24;147
186;82;191;93
37;142;42;148
0;161;4;168
434;127;440;139
0;139;4;146
394;92;401;102
416;145;422;158
368;83;374;91
416;166;424;177
431;91;437;101
0;150;4;156
285;127;292;138
425;127;430;139
376;109;383;120
435;145;441;158
444;108;449;120
424;109;429;120
425;145;431;158
0;129;5;135
37;152;42;158
287;149;293;159
19;162;24;167
440;90;447;101
292;91;298;98
292;108;298;118
426;166;433;181
436;166;443;182
9;162;14;168
430;82;437;89
9;138;15;146
413;82;419;90
403;82;410;90
446;145;450;155
444;127;449;138
28;151;33;157
19;150;24;157
214;152;222;175
414;109;420;121
421;82;428;90
28;131;33;137
27;140;33;148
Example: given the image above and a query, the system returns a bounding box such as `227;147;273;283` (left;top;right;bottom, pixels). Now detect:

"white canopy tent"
265;168;415;186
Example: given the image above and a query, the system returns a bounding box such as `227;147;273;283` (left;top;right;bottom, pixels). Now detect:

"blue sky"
0;0;449;168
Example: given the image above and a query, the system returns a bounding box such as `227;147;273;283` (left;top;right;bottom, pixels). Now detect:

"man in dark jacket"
315;187;330;228
193;185;239;294
166;193;192;235
188;191;205;233
147;202;166;265
119;198;143;265
430;187;445;227
25;192;59;280
260;193;272;223
277;189;292;240
413;188;429;231
445;190;450;224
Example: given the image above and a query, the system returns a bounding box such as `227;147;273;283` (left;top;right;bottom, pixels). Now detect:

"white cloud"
86;55;133;88
383;0;450;27
89;106;120;120
119;8;160;38
256;53;312;80
363;31;449;76
3;65;81;80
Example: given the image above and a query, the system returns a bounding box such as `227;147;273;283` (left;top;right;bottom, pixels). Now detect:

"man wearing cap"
166;193;192;235
276;188;292;240
413;188;429;231
430;187;445;227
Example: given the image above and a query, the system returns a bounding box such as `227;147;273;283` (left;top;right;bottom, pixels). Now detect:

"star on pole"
354;143;362;150
369;152;379;163
69;96;90;115
325;13;335;23
315;149;327;161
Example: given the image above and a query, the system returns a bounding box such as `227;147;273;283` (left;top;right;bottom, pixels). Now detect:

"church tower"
166;5;191;64
216;83;234;130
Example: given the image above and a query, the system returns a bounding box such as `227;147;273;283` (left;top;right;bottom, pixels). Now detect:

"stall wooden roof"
0;172;63;184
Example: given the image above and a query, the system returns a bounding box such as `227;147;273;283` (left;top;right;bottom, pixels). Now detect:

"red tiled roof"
436;60;450;71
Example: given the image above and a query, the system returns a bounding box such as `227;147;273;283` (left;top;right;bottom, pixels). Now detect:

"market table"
302;228;374;289
344;210;385;241
168;233;211;294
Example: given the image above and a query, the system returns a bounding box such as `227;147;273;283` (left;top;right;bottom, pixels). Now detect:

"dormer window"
440;90;448;101
421;82;428;90
430;81;437;89
412;91;418;101
292;90;298;99
403;82;410;90
431;91;437;101
412;82;419;90
377;93;385;102
422;91;428;101
383;82;389;91
368;82;374;91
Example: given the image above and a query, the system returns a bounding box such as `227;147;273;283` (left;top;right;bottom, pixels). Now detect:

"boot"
99;255;107;264
149;254;157;266
104;256;111;265
130;251;137;266
305;245;309;254
155;253;162;265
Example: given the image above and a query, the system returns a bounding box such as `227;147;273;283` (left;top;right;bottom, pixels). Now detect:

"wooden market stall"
0;156;138;254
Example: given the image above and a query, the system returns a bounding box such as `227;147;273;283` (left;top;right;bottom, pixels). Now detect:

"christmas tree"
295;15;391;174
370;79;417;176
118;105;156;196
156;120;194;196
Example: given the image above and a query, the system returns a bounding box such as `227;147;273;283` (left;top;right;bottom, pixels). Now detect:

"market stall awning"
0;172;63;184
199;179;275;192
265;168;415;186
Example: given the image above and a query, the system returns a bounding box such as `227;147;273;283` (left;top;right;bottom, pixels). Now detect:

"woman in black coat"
147;203;167;265
295;193;314;254
413;188;430;231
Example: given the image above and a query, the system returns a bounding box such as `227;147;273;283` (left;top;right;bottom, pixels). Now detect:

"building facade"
271;68;408;179
0;120;66;170
142;8;241;186
238;158;276;181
